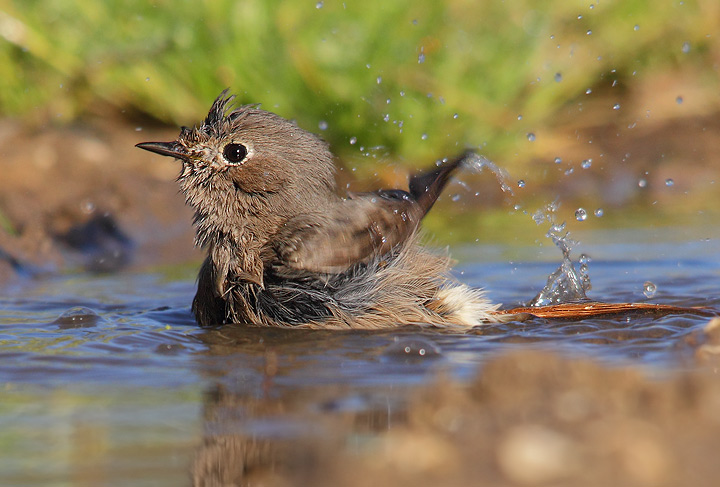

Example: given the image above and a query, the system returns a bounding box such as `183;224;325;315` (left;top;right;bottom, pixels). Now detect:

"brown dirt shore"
0;118;201;281
1;70;719;280
2;104;719;281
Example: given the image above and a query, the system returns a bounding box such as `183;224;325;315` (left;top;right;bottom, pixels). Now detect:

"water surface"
1;228;718;486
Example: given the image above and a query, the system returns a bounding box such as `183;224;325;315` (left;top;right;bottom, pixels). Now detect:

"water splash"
529;202;591;307
462;152;514;195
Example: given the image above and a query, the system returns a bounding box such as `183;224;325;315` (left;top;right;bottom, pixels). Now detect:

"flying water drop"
643;281;657;298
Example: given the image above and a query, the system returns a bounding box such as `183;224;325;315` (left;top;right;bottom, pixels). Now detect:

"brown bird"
136;90;499;328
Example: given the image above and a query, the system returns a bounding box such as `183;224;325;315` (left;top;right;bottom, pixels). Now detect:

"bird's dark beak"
135;141;188;160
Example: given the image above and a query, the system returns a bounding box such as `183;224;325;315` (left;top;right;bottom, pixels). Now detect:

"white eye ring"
223;143;249;164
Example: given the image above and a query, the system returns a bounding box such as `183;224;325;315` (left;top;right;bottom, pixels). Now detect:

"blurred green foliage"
0;0;717;165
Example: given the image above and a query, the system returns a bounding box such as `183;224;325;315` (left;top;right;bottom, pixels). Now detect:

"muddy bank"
1;93;719;282
193;319;720;486
0;118;201;280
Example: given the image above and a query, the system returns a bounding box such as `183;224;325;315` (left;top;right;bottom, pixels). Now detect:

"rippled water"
1;228;718;486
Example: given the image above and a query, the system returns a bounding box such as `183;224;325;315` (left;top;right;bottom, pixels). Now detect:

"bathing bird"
136;90;498;328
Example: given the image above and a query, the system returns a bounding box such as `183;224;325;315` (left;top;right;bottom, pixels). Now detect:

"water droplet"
418;53;425;63
532;210;545;225
386;98;391;105
665;178;674;187
399;90;405;96
383;114;390;122
517;180;526;188
565;167;574;175
578;15;583;19
421;133;428;140
81;200;96;214
384;337;442;360
315;1;323;8
638;179;647;188
581;159;592;169
613;103;621;110
453;113;459;119
145;77;150;82
676;96;683;104
682;41;691;54
586;29;592;35
594;208;604;217
349;136;357;145
517;114;523;121
318;120;328;130
376;76;382;84
554;157;562;164
643;281;657;298
53;307;104;329
527;132;536;142
451;194;461;202
554;72;563;82
575;208;588;221
634;24;640;31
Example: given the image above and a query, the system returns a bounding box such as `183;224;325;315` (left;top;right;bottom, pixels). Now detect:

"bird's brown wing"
273;152;470;274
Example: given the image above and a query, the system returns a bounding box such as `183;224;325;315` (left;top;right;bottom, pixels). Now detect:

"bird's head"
136;90;337;229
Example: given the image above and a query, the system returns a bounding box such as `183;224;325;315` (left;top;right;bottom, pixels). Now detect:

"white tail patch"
436;285;500;327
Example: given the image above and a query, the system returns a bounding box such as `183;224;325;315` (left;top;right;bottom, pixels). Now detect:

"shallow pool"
1;227;718;486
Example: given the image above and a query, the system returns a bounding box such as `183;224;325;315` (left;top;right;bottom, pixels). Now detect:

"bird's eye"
223;143;248;164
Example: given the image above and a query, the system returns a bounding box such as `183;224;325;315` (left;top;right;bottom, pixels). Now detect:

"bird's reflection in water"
190;326;415;486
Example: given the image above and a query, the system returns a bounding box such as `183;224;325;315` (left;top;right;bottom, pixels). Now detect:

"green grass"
0;0;716;168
